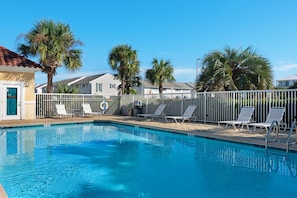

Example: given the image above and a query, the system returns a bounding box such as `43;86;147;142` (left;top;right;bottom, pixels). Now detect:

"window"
96;83;102;92
110;83;116;88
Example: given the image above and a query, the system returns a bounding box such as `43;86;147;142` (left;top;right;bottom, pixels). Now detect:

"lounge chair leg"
239;124;244;131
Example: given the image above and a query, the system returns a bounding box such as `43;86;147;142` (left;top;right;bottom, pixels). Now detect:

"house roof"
52;73;108;86
0;46;42;69
35;83;47;89
185;82;195;89
140;80;193;90
72;74;105;85
53;76;84;86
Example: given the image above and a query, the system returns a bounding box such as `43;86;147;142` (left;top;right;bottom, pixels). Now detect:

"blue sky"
1;0;297;85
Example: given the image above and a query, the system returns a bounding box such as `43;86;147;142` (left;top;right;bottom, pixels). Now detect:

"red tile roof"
0;46;42;69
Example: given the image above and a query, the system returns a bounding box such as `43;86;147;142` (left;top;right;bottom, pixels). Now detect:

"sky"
1;0;297;85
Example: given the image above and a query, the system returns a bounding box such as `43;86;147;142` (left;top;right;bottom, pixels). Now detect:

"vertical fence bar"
202;92;205;122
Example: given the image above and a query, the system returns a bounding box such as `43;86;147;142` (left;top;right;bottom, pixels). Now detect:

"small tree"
108;45;140;94
146;58;175;94
56;84;79;94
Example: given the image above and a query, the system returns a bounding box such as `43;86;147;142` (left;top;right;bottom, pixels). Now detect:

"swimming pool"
0;122;296;197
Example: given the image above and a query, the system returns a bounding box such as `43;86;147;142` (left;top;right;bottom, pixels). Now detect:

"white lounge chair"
165;105;197;124
137;104;166;120
218;106;255;131
82;103;102;117
55;104;74;118
248;107;286;132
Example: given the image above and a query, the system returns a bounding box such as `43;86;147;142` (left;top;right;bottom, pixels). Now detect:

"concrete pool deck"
0;115;296;153
0;185;7;198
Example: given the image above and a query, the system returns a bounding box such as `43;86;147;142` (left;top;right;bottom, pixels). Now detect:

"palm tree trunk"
159;84;163;94
121;78;125;95
159;84;163;98
45;72;54;117
46;72;54;93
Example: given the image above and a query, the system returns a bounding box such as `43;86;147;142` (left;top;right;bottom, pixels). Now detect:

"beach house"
0;46;42;120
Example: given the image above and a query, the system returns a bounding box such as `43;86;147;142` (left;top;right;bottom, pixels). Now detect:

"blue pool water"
0;123;297;197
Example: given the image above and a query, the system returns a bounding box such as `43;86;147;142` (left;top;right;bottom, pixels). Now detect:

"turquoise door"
7;88;17;115
3;84;21;120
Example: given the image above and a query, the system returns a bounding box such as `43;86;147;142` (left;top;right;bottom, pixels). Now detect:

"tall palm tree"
196;46;273;91
146;58;175;94
18;19;83;93
108;45;140;94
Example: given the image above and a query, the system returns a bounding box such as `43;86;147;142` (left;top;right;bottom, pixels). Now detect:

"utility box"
133;100;143;116
134;100;143;108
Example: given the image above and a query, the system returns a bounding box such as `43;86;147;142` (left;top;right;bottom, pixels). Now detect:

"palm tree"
56;84;79;94
18;19;83;93
124;75;141;94
146;58;175;94
196;46;273;91
108;45;140;94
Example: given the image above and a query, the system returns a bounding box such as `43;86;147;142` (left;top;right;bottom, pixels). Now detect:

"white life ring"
100;101;108;111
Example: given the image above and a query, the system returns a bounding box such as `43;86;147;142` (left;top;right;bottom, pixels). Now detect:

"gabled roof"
0;46;42;69
53;76;84;86
52;73;109;86
47;73;115;87
139;80;193;90
185;82;195;89
71;74;105;85
35;83;47;89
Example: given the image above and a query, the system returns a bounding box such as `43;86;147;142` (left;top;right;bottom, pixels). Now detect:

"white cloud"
174;68;196;82
272;63;297;82
174;68;196;75
274;64;297;71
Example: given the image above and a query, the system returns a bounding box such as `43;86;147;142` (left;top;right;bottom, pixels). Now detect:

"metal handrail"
265;120;279;150
0;128;4;136
286;121;297;153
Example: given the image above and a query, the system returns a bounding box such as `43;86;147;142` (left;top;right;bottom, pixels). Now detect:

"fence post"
146;96;148;114
181;94;184;115
233;92;236;120
203;91;207;123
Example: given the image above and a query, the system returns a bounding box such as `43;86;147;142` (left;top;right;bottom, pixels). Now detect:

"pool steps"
265;121;297;153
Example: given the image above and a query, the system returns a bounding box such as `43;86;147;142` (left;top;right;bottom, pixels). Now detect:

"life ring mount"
100;101;108;111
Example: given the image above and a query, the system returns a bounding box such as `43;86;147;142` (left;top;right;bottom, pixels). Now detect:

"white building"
35;83;47;94
36;73;121;96
134;80;195;98
276;75;297;88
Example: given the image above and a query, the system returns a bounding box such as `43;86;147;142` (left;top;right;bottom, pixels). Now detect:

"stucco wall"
0;71;36;119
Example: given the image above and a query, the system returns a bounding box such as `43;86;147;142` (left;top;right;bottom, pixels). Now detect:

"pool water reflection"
0;123;297;197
